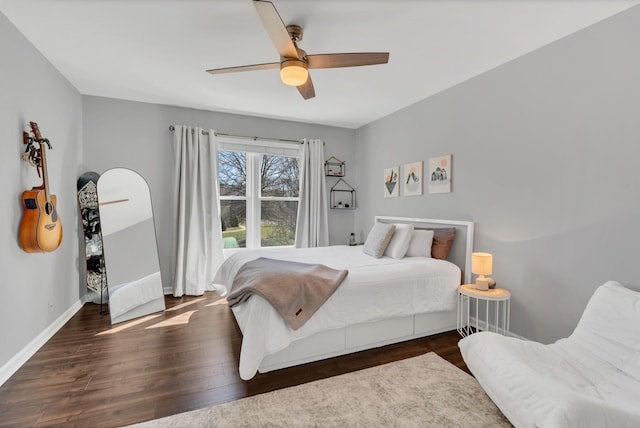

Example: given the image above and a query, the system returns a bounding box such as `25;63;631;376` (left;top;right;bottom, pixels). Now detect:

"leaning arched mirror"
97;168;165;324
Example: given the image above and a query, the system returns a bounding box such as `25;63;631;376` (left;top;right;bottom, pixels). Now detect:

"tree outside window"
218;150;299;249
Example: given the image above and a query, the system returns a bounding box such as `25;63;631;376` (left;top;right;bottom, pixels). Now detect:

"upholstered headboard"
374;216;475;284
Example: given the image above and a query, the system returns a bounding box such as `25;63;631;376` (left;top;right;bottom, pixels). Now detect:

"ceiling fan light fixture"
280;59;308;86
206;2;389;99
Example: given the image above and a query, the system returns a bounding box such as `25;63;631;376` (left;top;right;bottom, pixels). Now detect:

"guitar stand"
22;132;52;171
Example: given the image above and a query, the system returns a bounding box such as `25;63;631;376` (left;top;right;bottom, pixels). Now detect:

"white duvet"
213;245;461;380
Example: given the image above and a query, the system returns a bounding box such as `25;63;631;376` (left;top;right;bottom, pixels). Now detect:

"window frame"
218;137;301;251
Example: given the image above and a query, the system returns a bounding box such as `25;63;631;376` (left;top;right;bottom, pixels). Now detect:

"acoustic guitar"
19;121;63;253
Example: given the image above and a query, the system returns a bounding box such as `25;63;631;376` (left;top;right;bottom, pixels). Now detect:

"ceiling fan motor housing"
286;25;303;42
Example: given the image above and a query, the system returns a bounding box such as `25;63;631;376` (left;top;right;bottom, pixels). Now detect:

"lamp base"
475;275;495;291
475;279;489;291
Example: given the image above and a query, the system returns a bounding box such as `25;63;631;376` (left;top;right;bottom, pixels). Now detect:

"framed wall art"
403;161;423;196
428;154;452;194
383;166;399;197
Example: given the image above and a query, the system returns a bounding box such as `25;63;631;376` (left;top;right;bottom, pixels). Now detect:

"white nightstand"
457;284;510;337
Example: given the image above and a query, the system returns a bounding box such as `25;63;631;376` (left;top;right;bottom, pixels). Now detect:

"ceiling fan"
206;0;389;100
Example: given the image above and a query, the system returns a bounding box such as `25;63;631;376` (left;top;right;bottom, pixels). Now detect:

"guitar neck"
39;140;51;202
29;122;52;202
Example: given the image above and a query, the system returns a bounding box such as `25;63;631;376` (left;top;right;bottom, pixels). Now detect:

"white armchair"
459;281;640;428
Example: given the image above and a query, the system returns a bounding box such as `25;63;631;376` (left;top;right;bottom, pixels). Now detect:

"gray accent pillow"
363;223;396;258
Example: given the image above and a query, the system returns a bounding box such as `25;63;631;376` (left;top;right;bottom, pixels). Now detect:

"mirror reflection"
97;168;165;324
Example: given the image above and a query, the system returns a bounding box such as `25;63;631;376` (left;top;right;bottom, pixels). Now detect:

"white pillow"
405;229;434;258
383;223;415;259
363;223;396;258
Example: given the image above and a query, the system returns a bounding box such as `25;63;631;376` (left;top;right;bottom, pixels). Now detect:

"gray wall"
0;13;83;374
81;96;357;292
355;6;640;343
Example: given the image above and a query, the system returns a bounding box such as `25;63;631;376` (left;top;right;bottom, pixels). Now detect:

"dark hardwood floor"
0;292;469;427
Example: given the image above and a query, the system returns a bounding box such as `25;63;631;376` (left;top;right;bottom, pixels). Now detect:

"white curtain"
172;126;224;296
295;139;329;247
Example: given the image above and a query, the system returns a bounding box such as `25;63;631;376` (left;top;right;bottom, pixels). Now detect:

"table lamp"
472;252;495;291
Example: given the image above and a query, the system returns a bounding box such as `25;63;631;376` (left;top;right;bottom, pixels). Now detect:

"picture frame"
403;161;423;196
428;154;452;194
383;166;399;198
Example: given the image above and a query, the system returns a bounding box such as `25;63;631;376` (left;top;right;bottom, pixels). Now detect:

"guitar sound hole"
45;202;57;221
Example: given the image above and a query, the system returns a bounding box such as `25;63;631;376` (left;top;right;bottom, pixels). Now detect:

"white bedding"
213;245;461;380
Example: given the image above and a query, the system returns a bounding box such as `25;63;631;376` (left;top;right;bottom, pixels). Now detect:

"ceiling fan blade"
253;0;298;59
306;52;389;69
297;76;315;100
206;62;279;75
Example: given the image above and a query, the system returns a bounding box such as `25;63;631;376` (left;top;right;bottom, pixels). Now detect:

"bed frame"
256;216;475;374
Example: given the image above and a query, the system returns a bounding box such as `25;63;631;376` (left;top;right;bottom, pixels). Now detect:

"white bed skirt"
258;309;457;374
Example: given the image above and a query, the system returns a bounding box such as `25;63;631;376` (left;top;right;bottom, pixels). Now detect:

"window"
218;140;300;249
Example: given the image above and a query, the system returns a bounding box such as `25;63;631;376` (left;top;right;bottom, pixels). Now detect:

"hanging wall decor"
19;121;63;253
324;156;345;177
428;154;452;194
384;166;399;197
330;178;356;209
403;161;423;196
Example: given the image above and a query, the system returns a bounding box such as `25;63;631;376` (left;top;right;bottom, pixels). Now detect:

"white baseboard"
0;298;85;387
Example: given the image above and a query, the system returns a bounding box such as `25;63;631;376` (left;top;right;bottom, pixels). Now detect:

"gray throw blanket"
227;257;349;330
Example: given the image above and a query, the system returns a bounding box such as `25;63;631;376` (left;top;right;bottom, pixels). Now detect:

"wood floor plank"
0;292;469;427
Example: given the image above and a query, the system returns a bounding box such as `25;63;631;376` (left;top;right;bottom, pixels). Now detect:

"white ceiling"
2;1;638;129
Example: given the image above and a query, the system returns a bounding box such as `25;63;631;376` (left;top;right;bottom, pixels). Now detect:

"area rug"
127;352;511;427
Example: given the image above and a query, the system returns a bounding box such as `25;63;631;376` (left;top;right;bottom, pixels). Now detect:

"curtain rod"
168;125;302;144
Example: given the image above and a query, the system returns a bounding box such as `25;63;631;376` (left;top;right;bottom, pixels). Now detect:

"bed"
213;216;474;380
